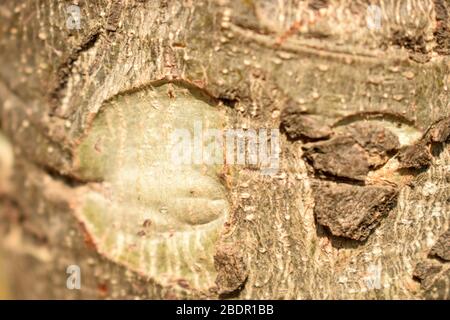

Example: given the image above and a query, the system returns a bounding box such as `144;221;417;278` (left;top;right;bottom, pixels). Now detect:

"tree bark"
0;0;449;299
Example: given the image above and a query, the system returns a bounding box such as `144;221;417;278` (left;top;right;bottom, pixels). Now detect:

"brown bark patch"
303;135;370;181
429;229;450;261
433;0;450;55
398;142;432;169
214;244;248;296
280;102;332;141
413;260;450;299
425;117;450;143
345;122;400;168
313;181;398;241
413;260;442;282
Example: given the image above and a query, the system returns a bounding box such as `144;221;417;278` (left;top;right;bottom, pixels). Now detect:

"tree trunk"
0;0;449;299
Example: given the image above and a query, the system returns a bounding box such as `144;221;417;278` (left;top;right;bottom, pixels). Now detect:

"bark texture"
0;0;449;299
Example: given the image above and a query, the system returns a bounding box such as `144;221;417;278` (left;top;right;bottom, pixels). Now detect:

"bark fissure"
50;27;102;116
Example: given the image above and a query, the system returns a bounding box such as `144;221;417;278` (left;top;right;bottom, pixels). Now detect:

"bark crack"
49;27;102;116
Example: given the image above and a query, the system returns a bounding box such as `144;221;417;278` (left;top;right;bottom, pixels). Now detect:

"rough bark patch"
429;229;450;261
313;181;398;241
433;0;450;55
398;142;432;169
425;117;450;143
280;103;332;141
303;136;370;181
398;116;450;169
413;260;450;299
413;260;442;282
345;122;400;168
214;244;248;296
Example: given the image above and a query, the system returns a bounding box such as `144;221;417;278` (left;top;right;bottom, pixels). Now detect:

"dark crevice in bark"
428;254;449;265
49;27;102;116
433;0;450;55
106;0;123;32
308;0;329;11
331;111;418;129
309;172;367;186
392;32;429;55
398;116;450;170
314;223;367;250
218;97;238;109
217;277;249;300
38;164;88;188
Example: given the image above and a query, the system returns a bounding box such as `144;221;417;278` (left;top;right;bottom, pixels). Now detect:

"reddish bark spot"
97;283;108;298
